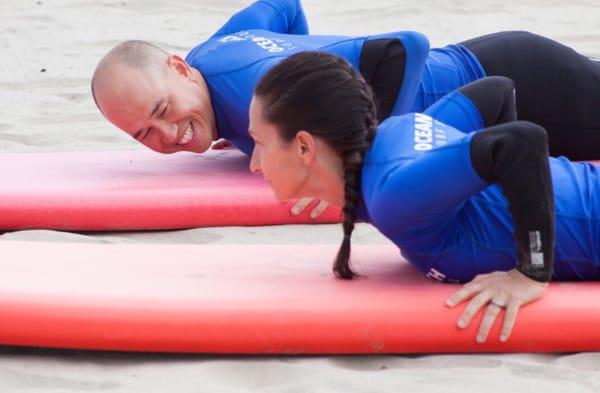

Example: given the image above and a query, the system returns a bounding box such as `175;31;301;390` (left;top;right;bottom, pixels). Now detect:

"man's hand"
445;269;548;343
291;198;330;219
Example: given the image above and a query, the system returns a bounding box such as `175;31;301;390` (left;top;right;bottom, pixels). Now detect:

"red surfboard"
0;150;340;230
1;240;599;353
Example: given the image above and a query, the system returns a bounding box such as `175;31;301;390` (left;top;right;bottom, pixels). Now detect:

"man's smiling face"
93;54;217;154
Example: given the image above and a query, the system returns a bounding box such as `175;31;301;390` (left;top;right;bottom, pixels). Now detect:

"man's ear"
295;130;317;165
167;54;191;78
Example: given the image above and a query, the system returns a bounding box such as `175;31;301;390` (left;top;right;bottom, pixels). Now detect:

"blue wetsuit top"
409;45;486;112
359;91;600;283
185;0;429;155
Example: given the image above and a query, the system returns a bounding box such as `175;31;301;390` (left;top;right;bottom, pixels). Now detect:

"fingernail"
445;299;454;307
457;319;465;328
310;212;317;219
476;335;484;343
500;335;507;342
291;207;299;215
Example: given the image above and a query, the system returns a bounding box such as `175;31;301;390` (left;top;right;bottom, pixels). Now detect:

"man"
92;0;600;216
92;0;429;217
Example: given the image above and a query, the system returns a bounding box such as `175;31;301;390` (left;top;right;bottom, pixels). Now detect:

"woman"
247;52;600;344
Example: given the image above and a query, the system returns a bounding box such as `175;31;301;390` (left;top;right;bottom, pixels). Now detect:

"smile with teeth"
177;123;194;145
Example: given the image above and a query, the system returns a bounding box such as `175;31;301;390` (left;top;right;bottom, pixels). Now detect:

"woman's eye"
160;106;168;117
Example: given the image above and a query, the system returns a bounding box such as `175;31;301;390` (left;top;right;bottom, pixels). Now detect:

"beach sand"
1;0;600;391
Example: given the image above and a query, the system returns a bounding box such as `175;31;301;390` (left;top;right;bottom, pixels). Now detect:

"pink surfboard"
0;150;340;230
1;240;599;353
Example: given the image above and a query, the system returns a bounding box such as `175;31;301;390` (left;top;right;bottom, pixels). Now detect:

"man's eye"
142;128;153;141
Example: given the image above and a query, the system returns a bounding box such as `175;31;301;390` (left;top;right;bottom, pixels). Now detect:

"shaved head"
103;40;169;69
92;41;169;110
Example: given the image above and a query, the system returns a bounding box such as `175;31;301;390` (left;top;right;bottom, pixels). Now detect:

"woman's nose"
249;148;262;174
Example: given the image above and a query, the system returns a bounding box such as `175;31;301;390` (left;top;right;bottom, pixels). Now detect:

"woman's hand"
290;198;329;219
445;269;548;343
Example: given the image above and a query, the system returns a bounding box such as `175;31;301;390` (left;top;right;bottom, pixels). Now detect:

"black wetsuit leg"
461;31;600;160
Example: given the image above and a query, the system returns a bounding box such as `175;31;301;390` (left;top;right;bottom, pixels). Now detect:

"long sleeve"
211;0;308;38
470;121;555;282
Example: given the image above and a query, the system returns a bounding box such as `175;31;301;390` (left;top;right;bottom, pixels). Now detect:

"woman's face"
248;96;310;202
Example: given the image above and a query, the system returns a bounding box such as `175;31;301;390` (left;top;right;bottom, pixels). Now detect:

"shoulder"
364;113;423;164
185;31;287;76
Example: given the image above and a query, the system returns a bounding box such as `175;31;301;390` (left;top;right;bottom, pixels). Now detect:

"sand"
1;0;600;391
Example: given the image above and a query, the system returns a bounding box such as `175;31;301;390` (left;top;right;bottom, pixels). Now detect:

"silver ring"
490;300;506;308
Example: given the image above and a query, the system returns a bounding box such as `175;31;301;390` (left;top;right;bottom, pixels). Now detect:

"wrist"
509;268;549;287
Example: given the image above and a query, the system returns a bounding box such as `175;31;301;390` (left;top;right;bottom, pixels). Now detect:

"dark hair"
255;52;377;279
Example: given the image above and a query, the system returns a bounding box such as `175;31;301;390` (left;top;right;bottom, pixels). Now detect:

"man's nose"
157;121;179;144
249;148;262;174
